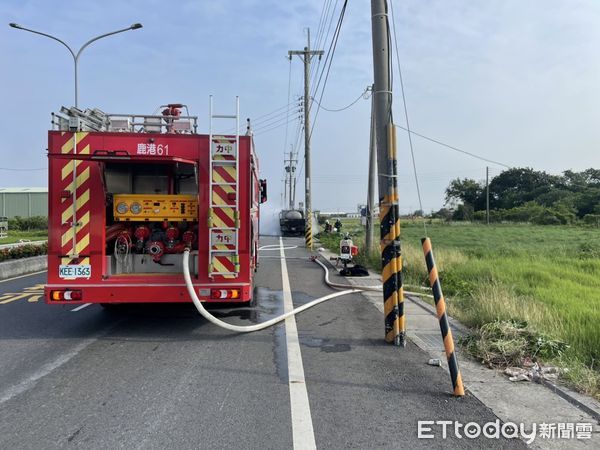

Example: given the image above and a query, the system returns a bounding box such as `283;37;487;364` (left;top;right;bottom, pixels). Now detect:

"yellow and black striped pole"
380;124;405;346
305;209;313;250
422;237;465;396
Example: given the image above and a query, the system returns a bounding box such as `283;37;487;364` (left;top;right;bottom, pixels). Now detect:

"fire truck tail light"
50;290;83;301
67;290;83;301
210;289;240;300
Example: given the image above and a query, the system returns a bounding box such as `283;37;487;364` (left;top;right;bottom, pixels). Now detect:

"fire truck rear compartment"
103;161;199;276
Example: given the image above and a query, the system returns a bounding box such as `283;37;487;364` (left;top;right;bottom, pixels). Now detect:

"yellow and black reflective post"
422;237;465;396
305;209;313;250
379;124;405;346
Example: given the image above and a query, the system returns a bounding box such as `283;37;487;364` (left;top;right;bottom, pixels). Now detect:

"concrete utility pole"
289;29;323;249
371;0;405;346
285;149;298;210
486;166;490;225
366;84;376;251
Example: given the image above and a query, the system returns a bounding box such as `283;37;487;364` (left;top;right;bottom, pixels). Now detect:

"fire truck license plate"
59;264;91;278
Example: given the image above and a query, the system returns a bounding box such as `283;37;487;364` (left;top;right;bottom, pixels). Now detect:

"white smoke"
312;214;319;233
259;203;282;236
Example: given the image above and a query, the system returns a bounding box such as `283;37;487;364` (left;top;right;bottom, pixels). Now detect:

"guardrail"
0;240;47;250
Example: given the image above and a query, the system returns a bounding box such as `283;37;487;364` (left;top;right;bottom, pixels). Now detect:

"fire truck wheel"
249;287;257;307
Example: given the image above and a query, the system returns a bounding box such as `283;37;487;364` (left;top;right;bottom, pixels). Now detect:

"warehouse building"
0;188;48;218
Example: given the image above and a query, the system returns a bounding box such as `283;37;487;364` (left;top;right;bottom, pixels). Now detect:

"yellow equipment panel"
113;194;198;221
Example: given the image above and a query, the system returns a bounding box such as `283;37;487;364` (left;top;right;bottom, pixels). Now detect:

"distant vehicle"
279;209;305;236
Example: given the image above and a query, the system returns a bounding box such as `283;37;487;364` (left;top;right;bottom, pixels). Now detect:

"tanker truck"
279;209;305;236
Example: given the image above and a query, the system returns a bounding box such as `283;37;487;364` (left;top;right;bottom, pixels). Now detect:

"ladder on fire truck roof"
208;96;240;278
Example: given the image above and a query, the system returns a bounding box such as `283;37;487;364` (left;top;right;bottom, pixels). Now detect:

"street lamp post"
9;22;142;108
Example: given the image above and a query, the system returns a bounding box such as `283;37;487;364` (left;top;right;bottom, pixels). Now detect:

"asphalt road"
0;236;525;449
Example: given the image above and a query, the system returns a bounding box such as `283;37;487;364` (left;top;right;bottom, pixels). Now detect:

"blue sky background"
1;0;599;214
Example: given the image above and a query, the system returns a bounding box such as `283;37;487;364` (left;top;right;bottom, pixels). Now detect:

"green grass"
317;220;600;399
0;230;48;245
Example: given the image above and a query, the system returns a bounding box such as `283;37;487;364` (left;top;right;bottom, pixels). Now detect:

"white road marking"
279;237;316;450
259;244;298;251
71;303;92;312
0;270;47;284
0;338;96;405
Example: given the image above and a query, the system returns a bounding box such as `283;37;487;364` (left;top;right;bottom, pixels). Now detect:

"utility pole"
283;159;288;208
371;0;405;346
284;149;297;210
366;84;376;251
289;29;323;249
486;166;490;225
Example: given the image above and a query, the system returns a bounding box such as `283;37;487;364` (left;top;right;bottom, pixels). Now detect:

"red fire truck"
44;99;266;305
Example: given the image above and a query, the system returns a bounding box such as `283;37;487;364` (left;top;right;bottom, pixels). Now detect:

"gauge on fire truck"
116;202;129;215
113;194;198;222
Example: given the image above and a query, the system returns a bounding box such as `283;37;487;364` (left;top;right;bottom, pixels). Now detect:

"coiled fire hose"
312;256;433;298
183;250;431;333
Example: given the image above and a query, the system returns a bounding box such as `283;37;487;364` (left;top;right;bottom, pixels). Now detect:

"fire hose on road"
183;249;361;332
182;249;429;332
183;247;463;395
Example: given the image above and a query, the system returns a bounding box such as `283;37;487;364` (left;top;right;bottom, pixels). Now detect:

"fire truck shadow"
90;286;286;339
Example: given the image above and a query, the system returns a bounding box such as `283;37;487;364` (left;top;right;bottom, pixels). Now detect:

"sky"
1;0;599;214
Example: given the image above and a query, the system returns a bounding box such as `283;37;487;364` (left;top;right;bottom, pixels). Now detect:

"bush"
7;216;48;231
498;202;575;225
583;214;600;227
452;204;474;221
0;243;48;262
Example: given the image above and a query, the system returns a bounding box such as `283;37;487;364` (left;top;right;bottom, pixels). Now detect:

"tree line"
439;168;600;225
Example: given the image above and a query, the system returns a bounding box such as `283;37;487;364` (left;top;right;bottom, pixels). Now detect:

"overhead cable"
389;0;426;233
254;115;301;137
395;125;512;168
0;167;46;171
309;0;348;140
311;88;370;112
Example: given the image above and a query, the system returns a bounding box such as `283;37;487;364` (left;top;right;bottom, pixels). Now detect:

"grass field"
317;219;600;398
0;230;48;245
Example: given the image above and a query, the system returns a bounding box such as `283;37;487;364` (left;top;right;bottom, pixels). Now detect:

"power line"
282;57;293;162
309;0;348;140
251;100;298;122
311;0;338;96
250;107;302;131
310;88;370;112
310;1;334;84
223;100;300;133
312;0;333;72
0;167;46;171
394;125;512;168
386;3;511;172
309;1;345;114
389;0;426;233
254;115;301;136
